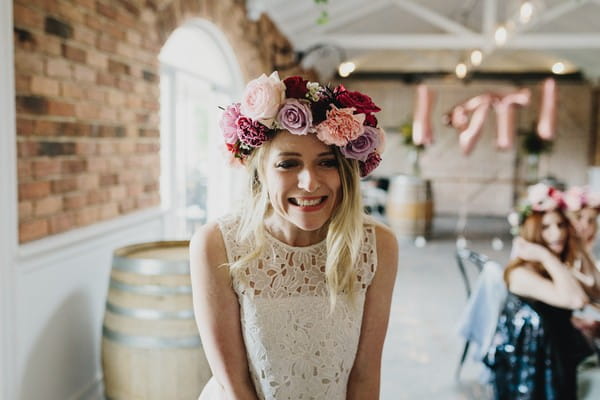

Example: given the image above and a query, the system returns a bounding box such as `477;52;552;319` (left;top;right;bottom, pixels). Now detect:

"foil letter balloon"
537;78;557;140
412;84;435;146
493;88;531;149
458;94;493;155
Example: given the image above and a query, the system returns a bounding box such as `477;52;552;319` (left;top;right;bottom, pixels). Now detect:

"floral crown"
563;186;600;212
508;183;565;231
219;71;385;177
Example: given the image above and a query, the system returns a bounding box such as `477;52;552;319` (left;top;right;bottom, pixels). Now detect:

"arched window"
159;20;244;238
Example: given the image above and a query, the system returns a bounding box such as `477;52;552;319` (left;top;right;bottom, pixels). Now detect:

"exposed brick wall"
14;0;310;243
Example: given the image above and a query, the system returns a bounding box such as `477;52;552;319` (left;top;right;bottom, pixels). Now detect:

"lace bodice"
214;214;377;400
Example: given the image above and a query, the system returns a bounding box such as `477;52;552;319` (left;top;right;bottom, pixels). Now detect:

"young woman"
189;72;398;399
484;184;597;399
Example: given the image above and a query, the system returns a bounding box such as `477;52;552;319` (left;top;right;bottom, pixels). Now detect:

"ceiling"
252;0;600;81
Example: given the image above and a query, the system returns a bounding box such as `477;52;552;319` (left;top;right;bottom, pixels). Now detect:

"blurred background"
2;0;600;399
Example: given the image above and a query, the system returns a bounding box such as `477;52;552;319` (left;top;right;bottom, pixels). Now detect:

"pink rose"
564;186;585;212
219;103;241;144
586;190;600;208
240;71;286;124
315;105;365;146
527;183;561;212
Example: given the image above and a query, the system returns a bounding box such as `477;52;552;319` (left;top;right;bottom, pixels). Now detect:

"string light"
494;25;508;46
470;50;483;67
551;62;565;74
338;61;356;78
455;62;468;79
519;1;534;24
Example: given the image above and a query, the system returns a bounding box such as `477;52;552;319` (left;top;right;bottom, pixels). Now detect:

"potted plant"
519;124;553;184
400;121;426;177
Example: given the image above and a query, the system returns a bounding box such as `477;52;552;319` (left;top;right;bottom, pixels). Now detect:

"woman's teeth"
290;197;324;207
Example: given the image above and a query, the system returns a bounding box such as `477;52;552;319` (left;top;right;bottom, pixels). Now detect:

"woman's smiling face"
262;130;342;235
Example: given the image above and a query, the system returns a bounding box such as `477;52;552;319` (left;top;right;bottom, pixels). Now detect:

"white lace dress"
199;214;377;400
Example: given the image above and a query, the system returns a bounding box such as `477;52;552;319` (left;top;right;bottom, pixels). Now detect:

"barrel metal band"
109;279;192;295
102;325;201;348
106;301;195;320
112;255;189;275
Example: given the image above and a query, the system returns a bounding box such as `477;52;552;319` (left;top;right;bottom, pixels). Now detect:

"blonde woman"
189;72;398;399
484;184;596;400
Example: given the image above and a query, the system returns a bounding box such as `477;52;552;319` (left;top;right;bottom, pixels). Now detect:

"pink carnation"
315;105;365;146
359;152;382;177
219;103;241;144
236;116;269;148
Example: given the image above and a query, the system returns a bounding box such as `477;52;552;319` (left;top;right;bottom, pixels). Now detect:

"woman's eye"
320;159;338;168
276;160;299;169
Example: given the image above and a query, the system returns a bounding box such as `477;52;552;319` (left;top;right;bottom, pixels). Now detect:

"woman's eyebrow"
276;151;334;157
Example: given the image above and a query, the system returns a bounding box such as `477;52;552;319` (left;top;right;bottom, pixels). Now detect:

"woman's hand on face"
514;237;552;264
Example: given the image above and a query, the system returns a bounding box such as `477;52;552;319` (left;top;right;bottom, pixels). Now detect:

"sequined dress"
199;214;377;400
483;292;592;400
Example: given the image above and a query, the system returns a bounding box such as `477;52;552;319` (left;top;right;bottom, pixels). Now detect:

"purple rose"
236;116;269;147
276;99;313;135
340;125;380;161
219;103;241;144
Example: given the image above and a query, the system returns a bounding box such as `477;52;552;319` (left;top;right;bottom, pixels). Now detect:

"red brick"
77;174;100;190
107;90;125;106
15;52;44;74
47;100;75;117
46;58;71;78
33;196;63;216
96;1;117;19
62;44;86;63
110;186;127;200
73;25;96;47
96;71;118;87
61;81;85;99
51;178;77;193
98;107;117;121
56;1;85;24
62;159;87;174
126;29;141;46
13;3;44;29
97;34;117;53
127;182;143;196
18;160;32;180
64;193;87;210
75;207;99;226
48;212;75;234
74;64;96;83
30;76;60;96
17;118;34;136
86;50;108;69
17;141;39;157
38;35;61;56
19;219;49;242
86;157;108;172
99;203;119;219
74;142;96;155
15;73;30;92
86;87;105;103
19;201;33;219
87;188;110;205
19;181;51;200
119;197;135;213
32;159;62;178
75;103;100;119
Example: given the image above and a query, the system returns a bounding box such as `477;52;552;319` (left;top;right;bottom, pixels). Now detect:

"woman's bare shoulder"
189;221;228;270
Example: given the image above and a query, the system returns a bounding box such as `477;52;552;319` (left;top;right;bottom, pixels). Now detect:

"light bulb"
455;62;468;79
552;62;565;74
495;25;508;46
470;50;483;66
338;61;356;78
520;2;534;24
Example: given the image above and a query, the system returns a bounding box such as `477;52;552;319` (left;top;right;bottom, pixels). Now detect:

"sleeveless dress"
199;214;378;400
483;293;592;400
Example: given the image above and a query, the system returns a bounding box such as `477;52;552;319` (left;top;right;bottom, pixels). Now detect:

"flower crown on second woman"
218;71;386;177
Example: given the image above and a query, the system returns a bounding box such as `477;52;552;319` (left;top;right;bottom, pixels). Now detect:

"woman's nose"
298;168;320;192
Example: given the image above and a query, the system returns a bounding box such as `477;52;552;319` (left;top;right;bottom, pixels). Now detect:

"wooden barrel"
386;175;434;239
102;241;211;400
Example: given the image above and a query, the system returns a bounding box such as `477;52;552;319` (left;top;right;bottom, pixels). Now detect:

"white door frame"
0;0;19;399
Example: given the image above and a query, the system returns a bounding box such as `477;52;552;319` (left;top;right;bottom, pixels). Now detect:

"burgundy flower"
236;116;269;147
359;152;382;177
364;113;378;127
283;76;308;99
337;90;381;114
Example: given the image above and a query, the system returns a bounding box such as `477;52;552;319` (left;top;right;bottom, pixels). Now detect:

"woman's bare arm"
509;237;589;309
347;224;398;399
189;222;258;400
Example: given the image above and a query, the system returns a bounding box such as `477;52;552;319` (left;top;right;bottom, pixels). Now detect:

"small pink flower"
527;183;561;212
564;186;585;212
359;152;382;177
219;103;241;144
240;71;286;123
586;190;600;208
315;105;365;146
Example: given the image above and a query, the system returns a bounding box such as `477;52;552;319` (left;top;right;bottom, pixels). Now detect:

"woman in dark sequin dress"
484;184;600;400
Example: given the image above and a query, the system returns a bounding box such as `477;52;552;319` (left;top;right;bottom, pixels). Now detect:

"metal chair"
455;247;489;379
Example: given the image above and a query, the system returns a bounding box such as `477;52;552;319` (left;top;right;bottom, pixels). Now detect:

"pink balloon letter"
537;78;557;140
412;84;435;146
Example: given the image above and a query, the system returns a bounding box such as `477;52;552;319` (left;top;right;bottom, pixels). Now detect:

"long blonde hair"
504;209;590;283
230;131;365;310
